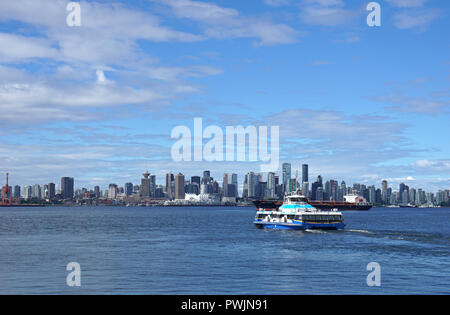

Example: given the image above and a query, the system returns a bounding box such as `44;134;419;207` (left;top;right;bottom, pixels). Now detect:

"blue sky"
0;0;449;192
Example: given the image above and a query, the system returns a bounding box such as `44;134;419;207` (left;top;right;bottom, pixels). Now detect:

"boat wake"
346;229;374;234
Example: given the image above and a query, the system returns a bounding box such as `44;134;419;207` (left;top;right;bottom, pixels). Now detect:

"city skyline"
0;1;449;193
4;162;449;206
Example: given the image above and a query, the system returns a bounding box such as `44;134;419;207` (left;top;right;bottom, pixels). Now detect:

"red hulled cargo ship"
253;194;372;211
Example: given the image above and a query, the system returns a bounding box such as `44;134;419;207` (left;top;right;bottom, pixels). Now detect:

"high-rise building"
302;164;308;183
149;175;156;197
399;183;406;203
302;181;309;198
13;185;20;199
222;173;228;197
202;171;211;184
125;182;133;196
48;183;56;199
23;186;32;199
191;176;200;186
108;184;118;199
311;179;321;201
282;163;291;192
231;174;238;197
175;173;185;200
381;180;388;204
267;172;275;198
368;186;376;204
245;172;257;198
316;186;324;201
94;186;101;198
166;173;174;199
140;171;151;198
61;177;74;199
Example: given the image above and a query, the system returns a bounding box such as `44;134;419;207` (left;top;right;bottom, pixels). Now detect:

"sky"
0;0;449;193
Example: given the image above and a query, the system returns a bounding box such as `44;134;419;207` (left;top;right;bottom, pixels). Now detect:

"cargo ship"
253;194;372;211
309;195;372;211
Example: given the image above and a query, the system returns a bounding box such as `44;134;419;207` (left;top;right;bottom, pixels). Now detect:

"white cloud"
386;0;429;8
375;93;448;115
154;0;300;46
299;0;363;26
393;9;442;30
0;33;58;62
264;0;290;7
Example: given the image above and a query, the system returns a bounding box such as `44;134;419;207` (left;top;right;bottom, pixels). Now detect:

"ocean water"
0;206;448;294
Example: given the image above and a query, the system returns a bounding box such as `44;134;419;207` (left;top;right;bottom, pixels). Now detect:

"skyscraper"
267;172;275;198
13;185;21;199
302;181;309;198
140;171;151;198
381;180;388;204
282;163;291;192
166;173;174;199
191;176;201;186
108;184;118;199
302;164;308;183
222;173;228;197
94;186;101;198
125;182;133;196
311;176;323;201
246;172;257;198
48;183;56;199
175;173;185;200
149;175;156;197
231;173;238;197
61;177;74;199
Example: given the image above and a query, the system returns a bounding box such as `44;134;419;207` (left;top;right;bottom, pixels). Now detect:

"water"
0;206;449;294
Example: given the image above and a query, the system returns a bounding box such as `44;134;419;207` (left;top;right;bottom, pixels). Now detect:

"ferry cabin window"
289;197;308;202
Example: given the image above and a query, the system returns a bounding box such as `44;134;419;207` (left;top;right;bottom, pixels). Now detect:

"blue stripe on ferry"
279;204;315;209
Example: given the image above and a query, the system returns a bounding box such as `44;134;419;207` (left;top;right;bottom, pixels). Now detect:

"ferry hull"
254;221;305;230
254;221;345;230
304;222;345;230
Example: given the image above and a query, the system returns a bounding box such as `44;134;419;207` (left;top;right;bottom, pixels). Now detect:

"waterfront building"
282;163;291;193
32;184;41;199
61;177;74;199
125;182;133;196
222;173;228;198
381;180;388;204
48;183;55;200
108;184;118;199
149;175;156;197
267;172;275;198
245;172;257;198
368;186;376;204
302;181;309;199
13;185;20;199
302;164;308;184
94;186;101;198
231;174;238;197
140;171;151;198
165;173;174;199
316;186;324;201
175;173;185;200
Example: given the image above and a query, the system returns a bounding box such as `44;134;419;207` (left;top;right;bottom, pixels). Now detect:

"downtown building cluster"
4;163;450;207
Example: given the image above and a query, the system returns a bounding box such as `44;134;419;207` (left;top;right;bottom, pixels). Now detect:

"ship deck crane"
1;173;12;206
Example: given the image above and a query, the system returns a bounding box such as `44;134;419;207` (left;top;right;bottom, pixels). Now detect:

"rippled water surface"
0;206;448;294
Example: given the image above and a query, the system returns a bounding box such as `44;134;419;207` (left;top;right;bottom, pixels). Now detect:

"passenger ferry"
253;194;345;230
